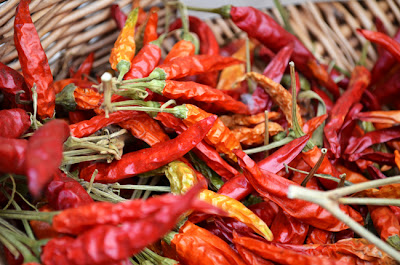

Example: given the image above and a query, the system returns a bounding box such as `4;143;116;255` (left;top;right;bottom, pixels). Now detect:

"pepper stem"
244;137;294;155
100;72;114;118
186;5;232;18
142;247;178;265
15;90;32;105
163;231;178;245
301;148;327;187
113;104;188;119
31;84;38;129
0;210;58;223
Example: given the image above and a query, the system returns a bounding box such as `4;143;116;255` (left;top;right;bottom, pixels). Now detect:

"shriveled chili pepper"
235;149;363;231
46;171;93;210
270;208;309;245
0;62;31;109
344;126;400;161
26;119;70;197
163;40;196;64
14;0;55;119
155;112;238;180
0;109;30;138
358;29;400;63
324;66;370;158
232;122;284;146
44;185;203;265
233;234;344;265
111;4;128;30
198;5;340;98
79;115;216;183
56;84;102;111
0;137;28;175
355;110;400;124
220;112;280;128
218;135;310;201
236;244;274;265
306;227;333;244
109;8;139;80
246;72;303;127
165;221;247;265
142;8;158;46
70;52;94;80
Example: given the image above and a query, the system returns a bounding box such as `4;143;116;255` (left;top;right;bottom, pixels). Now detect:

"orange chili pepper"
164;40;196;64
231;122;284;146
336;164;368;184
219;111;280;128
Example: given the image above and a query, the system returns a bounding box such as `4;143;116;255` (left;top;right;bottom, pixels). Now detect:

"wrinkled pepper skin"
164;40;196;64
369;206;400;250
0;109;30;138
124;42;162;80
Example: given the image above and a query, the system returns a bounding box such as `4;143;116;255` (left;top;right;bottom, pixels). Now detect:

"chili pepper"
306;227;333;244
164;40;196;65
336;165;368;183
323;64;349;89
358;29;400;63
0;138;27;175
26;119;70;197
165;221;247;265
119;112;169;146
70;52;94;80
235;149;363;231
110;8;139;80
361;89;381;111
312;86;333;113
169;16;220;87
213;217;263;244
30;205;61;239
4;246;23;265
79;115;216;183
231;122;284;146
354;184;400;199
370;206;400;250
131;54;242;82
337;103;363;156
220;39;246;57
155;112;238;180
270;208;309;245
246;72;303;127
220;112;280;128
69;110;136;138
55;84;102;112
233;234;344;265
14;0;55;119
390;206;400;223
143;8;158;46
367;164;387;180
44;185;203;265
199;5;340;98
324;66;370;158
0;109;30;138
0;62;31;109
302;114;328;137
351;150;395;166
46;171;93;210
111;4;128;30
53;78;95;94
236;244;274;265
345;126;400;160
218;135;310;201
355;110;400;124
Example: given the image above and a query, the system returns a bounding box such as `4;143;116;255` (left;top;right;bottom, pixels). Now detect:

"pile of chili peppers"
2;0;400;264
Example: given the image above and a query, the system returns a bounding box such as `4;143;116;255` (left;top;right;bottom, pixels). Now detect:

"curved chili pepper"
143;8;158;46
0;109;31;138
373;64;400;105
0;137;27;175
111;4;127;30
218;135;310;201
306;227;333;244
79;115;216;183
220;112;280;128
71;52;94;80
212;5;340;98
46;171;93;210
44;185;203;265
164;40;196;64
232;122;284;146
358;29;400;63
324;66;370;158
26;120;70;197
14;0;55;119
166;221;247;265
110;8;139;79
361;89;381;111
235;149;363;231
0;62;31;109
355;110;400;124
155;112;238;180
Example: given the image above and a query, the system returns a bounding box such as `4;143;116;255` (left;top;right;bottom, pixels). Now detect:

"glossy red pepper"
79;115;216;183
0;109;30;138
163;40;196;64
369;206;400;250
302;114;328;136
0;137;27;175
358;29;400;63
26;120;70;197
143;8;158;45
14;0;56;119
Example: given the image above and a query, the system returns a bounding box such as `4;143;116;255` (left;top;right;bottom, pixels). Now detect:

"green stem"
131;177;148;199
246;37;253;94
62;154;113;165
142;176;161;199
110;184;171;192
0;233;20;259
0;229;39;263
163;231;178;245
63;149;97;156
0;209;58;222
273;0;294;34
358;40;370;67
3;175;16;210
333;64;351;78
186;5;232;18
113;105;188;119
244;137;293;155
111;100;160;108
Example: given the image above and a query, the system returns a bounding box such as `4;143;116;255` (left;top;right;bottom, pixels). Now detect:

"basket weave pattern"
0;0;399;78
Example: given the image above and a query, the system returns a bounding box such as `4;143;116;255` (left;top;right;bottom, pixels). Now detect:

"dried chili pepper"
302;114;328;136
270;208;309;245
79;115;216;183
355;110;400;124
235;149;363;231
109;8;139;80
236;244;274;265
369;205;400;250
358;29;400;63
0;137;27;175
111;4;128;30
0;109;30;138
70;52;94;80
336;165;368;184
53;78;95;94
155;112;238;180
0;62;31;109
324;66;370;158
26;119;70;197
14;0;55;119
56;84;102;111
46;171;93;210
165;221;247;265
312;86;333;113
232;122;284;146
142;8;158;46
220;112;280;128
163;40;196;65
44;185;203;265
306;227;333;245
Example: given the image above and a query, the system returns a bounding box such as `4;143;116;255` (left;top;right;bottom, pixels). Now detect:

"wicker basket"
1;0;399;79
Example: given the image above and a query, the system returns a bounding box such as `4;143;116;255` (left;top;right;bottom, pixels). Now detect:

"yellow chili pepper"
109;8;139;81
165;161;198;194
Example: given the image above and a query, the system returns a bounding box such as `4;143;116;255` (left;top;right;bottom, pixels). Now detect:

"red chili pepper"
369;206;400;250
358;29;400;64
46;171;93;210
236;244;275;265
373;64;400;105
361;89;381;111
53;78;95;94
302;114;328;136
214;6;340;98
0;109;31;138
14;0;56;119
218;135;310;201
306;227;333;244
312;86;333;113
155;112;238;180
111;4;127;30
143;8;159;46
26;120;70;197
235;149;363;231
324;66;370;158
322;64;349;89
43;185;203;265
0;137;27;175
79;115;216;183
30;205;62;239
164;40;196;65
0;62;31;109
270;208;309;245
70;52;94;80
